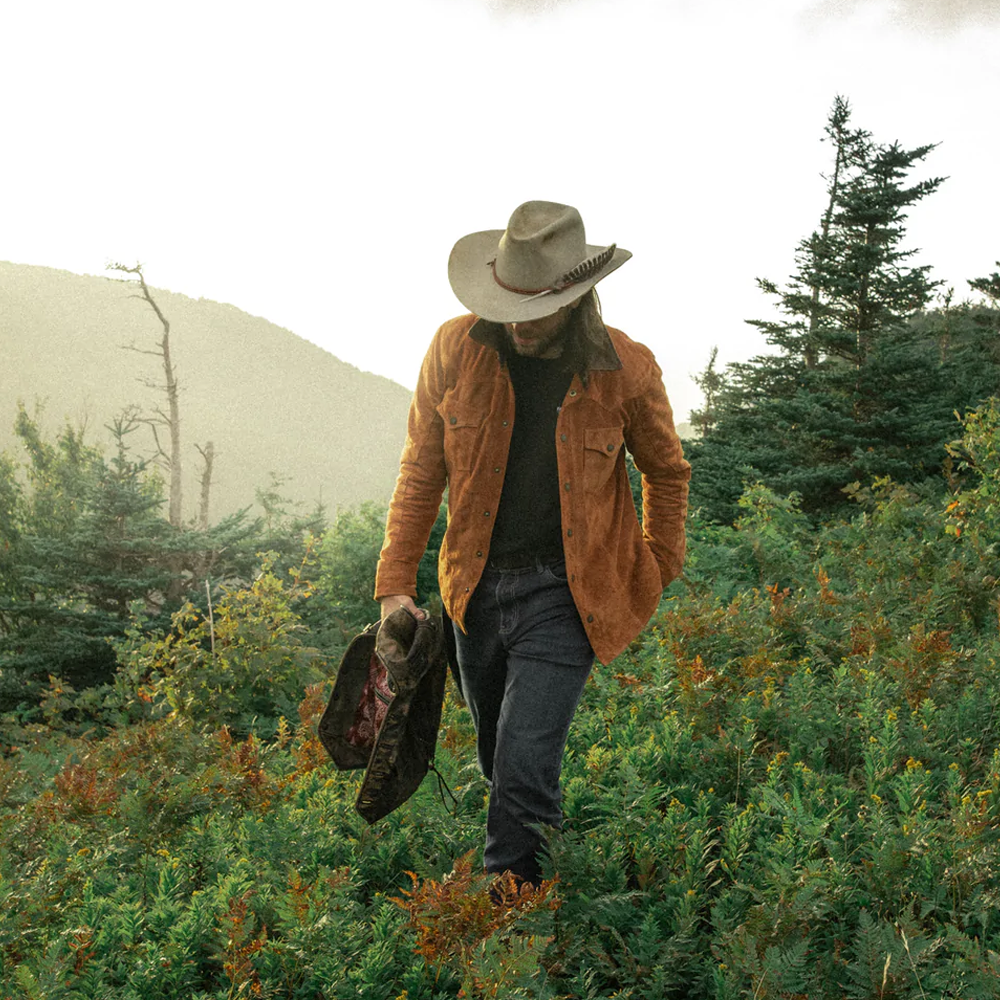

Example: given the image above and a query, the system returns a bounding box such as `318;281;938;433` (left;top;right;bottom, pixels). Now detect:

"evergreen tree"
0;412;169;696
0;454;25;616
687;98;970;523
968;264;1000;310
0;410;266;704
61;411;174;617
12;403;103;543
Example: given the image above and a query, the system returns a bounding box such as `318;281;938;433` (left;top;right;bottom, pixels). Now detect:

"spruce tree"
61;411;174;618
0;410;263;702
689;98;955;522
968;264;1000;309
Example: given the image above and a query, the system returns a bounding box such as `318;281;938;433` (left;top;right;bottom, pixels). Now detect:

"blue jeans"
454;557;594;883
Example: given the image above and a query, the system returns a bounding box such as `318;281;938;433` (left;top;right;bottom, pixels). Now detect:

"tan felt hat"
448;200;632;323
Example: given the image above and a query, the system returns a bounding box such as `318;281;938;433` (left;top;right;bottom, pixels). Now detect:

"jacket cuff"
374;558;420;602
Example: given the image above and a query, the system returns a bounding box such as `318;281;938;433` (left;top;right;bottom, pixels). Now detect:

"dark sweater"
489;352;573;560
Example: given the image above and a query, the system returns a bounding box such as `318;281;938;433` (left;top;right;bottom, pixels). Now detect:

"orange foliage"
886;624;965;707
612;672;644;691
439;724;476;752
98;719;179;781
815;565;838;605
849;617;893;658
218;890;267;997
292;682;331;775
51;758;119;817
297;681;328;731
765;581;793;613
215;728;277;811
69;927;96;976
671;654;721;705
392;851;559;976
286;869;313;925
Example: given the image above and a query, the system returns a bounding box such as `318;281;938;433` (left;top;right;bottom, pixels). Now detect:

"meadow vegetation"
2;401;1000;999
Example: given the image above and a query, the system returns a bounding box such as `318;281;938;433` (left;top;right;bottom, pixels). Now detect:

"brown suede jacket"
374;313;691;665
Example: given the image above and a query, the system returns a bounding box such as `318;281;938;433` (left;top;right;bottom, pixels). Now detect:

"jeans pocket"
544;559;569;584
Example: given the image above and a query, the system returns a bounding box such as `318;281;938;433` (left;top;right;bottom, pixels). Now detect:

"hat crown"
495;201;587;292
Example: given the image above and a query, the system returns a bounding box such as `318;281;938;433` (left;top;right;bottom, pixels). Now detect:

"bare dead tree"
195;441;215;532
110;262;184;528
689;346;722;438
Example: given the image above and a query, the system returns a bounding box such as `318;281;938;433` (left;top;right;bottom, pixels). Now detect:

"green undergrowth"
4;403;1000;998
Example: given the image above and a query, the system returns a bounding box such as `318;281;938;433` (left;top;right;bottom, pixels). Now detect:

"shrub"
110;556;328;739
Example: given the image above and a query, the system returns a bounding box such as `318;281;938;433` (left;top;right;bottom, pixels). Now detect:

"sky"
3;0;999;424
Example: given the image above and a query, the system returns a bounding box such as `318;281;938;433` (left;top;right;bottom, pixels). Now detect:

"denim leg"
454;589;507;783
455;561;593;882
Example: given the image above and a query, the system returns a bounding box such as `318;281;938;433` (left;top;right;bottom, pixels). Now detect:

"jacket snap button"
607;443;615;451
560;433;567;442
564;482;571;491
587;614;594;623
465;587;470;593
566;528;573;537
569;390;577;397
476;551;482;557
494;467;501;473
502;420;509;427
449;416;457;425
484;510;491;517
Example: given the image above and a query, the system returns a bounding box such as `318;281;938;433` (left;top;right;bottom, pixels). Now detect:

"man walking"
375;201;690;884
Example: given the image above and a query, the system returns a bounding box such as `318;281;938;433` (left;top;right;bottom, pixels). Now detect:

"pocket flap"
436;382;487;429
584;427;624;456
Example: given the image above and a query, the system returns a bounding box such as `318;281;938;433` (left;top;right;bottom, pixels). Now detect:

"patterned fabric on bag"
345;651;393;750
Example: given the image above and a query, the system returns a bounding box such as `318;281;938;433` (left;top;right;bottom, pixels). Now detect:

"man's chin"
509;332;564;358
512;340;543;356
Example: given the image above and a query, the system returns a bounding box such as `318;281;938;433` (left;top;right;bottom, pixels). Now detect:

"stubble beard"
506;318;572;359
512;333;563;358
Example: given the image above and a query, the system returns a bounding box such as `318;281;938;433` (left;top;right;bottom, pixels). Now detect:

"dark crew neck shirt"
488;352;573;560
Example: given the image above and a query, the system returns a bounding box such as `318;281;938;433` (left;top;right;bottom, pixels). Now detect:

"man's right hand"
379;595;428;623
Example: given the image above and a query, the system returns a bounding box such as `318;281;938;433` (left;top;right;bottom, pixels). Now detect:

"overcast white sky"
3;0;999;422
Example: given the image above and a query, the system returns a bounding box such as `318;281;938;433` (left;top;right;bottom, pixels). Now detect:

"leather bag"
318;607;448;823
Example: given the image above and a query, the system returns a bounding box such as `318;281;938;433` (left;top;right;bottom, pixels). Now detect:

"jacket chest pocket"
583;427;624;492
437;386;487;473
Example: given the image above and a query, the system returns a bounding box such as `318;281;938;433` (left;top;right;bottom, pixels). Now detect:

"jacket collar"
469;313;623;373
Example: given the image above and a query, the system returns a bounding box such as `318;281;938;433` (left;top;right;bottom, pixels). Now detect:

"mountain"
0;262;412;520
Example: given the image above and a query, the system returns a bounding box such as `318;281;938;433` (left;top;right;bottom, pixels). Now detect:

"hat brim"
448;229;632;323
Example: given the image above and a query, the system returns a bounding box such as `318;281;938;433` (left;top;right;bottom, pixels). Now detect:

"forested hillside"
0;263;412;518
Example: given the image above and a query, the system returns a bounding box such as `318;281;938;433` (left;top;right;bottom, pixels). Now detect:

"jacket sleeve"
623;352;691;588
374;324;451;601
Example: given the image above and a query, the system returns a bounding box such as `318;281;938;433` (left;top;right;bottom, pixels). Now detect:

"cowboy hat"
448;201;632;323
